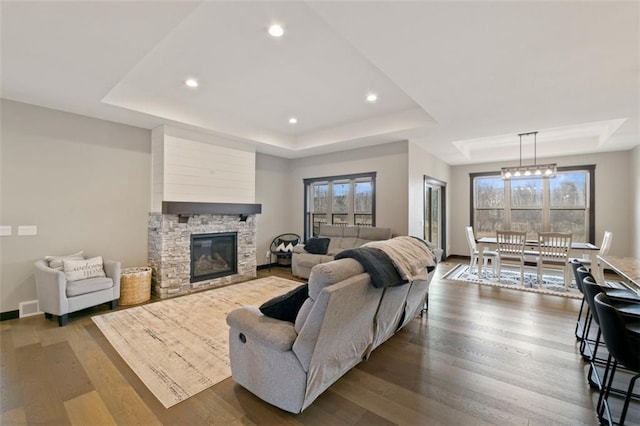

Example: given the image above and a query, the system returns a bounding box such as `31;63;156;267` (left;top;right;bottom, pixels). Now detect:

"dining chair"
536;232;572;290
573;230;613;284
496;230;526;285
464;226;498;277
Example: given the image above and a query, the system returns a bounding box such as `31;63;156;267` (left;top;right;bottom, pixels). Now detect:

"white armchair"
34;258;121;326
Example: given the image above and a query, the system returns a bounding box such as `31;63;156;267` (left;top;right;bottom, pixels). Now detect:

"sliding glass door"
424;176;446;256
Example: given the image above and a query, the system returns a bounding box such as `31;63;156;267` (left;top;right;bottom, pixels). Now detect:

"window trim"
469;165;595;244
303;172;376;240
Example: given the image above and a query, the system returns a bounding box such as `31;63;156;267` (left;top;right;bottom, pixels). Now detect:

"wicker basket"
120;267;152;305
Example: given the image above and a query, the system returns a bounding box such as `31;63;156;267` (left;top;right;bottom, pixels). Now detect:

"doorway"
424;176;446;257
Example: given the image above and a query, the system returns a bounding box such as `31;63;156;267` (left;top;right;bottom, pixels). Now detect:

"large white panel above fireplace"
151;126;256;211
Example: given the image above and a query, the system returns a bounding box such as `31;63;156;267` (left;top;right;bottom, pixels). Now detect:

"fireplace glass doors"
190;232;237;283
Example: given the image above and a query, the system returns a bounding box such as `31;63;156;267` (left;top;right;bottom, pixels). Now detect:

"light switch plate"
18;225;37;236
0;226;11;236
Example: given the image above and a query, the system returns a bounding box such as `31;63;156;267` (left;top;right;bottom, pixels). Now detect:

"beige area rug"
92;276;301;408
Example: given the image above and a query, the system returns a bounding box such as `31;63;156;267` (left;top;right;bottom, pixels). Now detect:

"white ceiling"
1;1;638;165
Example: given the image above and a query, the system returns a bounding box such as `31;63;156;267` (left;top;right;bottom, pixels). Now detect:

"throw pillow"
303;237;331;255
278;238;299;247
284;242;294;252
63;256;106;282
275;242;286;252
45;251;84;271
259;284;309;323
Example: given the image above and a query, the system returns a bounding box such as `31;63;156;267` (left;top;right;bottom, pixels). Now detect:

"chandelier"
501;131;557;180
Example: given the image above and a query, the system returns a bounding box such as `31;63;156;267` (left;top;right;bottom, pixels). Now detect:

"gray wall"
0;100;414;312
289;141;410;238
0;100;151;312
407;141;451;251
2;98;635;312
449;150;635;258
255;153;295;266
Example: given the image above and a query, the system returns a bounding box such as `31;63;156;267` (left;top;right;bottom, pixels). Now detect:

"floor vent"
19;300;41;318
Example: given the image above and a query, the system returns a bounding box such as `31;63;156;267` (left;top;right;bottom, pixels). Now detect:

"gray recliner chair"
34;258;121;326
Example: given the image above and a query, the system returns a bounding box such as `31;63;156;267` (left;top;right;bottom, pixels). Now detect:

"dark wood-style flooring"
1;259;638;425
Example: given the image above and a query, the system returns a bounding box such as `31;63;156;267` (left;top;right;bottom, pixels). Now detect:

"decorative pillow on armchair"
63;256;106;282
303;237;331;255
45;251;84;271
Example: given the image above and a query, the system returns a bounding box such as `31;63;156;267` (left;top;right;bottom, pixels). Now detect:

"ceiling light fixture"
288;117;297;124
185;78;199;88
366;93;378;103
268;24;284;38
501;131;557;180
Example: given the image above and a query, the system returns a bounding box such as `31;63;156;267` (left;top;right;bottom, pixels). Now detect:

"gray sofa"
226;239;437;413
291;225;392;278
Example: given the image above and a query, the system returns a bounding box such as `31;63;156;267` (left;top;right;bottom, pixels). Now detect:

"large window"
304;172;376;239
470;166;595;243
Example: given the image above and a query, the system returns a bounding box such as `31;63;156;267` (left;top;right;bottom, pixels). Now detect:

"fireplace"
148;210;259;299
190;232;237;283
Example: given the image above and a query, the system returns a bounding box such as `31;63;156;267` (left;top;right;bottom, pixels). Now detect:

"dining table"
475;236;599;277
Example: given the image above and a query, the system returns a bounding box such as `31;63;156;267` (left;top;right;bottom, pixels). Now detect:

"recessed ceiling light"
185;78;199;88
268;24;284;38
366;93;378;103
288;117;298;124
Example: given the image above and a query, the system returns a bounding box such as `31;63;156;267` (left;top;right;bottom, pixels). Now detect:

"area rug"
442;263;583;299
92;276;301;408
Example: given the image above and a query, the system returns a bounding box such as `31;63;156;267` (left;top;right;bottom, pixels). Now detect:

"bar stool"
575;264;640;344
581;275;640;391
570;259;589;340
594;292;640;425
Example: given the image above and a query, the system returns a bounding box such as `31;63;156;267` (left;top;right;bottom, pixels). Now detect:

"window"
304;172;376;239
470;166;595;243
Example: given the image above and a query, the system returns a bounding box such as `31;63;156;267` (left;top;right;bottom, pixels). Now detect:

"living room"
2;0;639;314
1;1;639;424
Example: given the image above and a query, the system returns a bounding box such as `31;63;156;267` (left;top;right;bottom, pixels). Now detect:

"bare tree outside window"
304;173;376;239
332;182;349;214
355;181;373;213
471;168;593;243
313;184;328;212
474;176;505;238
550;172;588;241
510;179;542;208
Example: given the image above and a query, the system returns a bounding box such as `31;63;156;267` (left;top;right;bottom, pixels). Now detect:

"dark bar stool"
581;276;640;390
570;259;589;340
594;293;640;425
575;264;640;347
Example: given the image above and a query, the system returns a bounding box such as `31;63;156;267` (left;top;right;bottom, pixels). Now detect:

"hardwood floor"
1;260;637;425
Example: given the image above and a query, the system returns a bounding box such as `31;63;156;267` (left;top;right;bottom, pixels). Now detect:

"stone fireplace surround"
148;202;261;299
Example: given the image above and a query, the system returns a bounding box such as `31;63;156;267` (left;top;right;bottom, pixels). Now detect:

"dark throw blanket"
334;247;407;288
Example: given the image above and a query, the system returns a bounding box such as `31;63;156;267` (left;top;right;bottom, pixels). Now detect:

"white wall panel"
152;132;256;204
151;127;164;212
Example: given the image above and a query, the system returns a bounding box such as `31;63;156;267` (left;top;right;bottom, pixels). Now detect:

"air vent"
19;300;41;318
